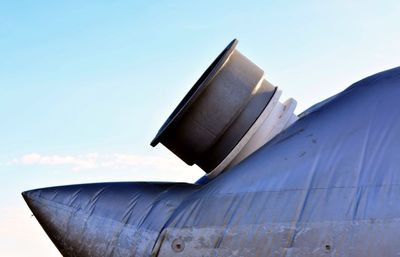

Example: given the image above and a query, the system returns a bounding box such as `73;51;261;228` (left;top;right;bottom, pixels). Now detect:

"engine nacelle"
151;39;297;177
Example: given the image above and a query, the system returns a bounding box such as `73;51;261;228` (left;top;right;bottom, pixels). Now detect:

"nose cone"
22;182;197;257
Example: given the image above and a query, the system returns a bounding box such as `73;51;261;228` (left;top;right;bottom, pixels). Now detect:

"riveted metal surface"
24;67;400;257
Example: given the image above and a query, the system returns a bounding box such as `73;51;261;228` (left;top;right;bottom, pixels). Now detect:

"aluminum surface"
23;67;400;256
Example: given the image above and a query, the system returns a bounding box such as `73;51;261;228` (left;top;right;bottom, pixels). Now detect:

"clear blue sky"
1;1;399;256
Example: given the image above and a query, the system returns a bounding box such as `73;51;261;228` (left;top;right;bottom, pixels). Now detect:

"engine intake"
151;39;297;177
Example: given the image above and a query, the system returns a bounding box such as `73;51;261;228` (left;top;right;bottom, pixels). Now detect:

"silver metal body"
23;67;400;256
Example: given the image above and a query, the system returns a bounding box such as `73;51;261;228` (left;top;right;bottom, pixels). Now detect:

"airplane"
23;39;400;256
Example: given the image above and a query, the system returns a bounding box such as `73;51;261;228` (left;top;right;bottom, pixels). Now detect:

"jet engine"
151;39;297;177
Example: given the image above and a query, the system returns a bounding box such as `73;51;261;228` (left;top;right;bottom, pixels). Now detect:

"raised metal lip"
151;39;239;147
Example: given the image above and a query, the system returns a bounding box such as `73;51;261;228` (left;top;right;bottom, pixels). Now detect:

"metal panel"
23;66;400;256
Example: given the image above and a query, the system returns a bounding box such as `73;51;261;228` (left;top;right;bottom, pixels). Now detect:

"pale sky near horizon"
1;1;400;256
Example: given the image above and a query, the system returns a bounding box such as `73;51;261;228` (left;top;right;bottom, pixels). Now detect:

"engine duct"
151;39;297;177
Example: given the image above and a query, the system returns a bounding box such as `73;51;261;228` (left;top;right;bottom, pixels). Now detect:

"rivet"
325;244;331;252
171;238;185;252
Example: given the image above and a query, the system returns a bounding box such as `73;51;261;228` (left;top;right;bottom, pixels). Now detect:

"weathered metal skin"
22;183;200;256
24;67;400;256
